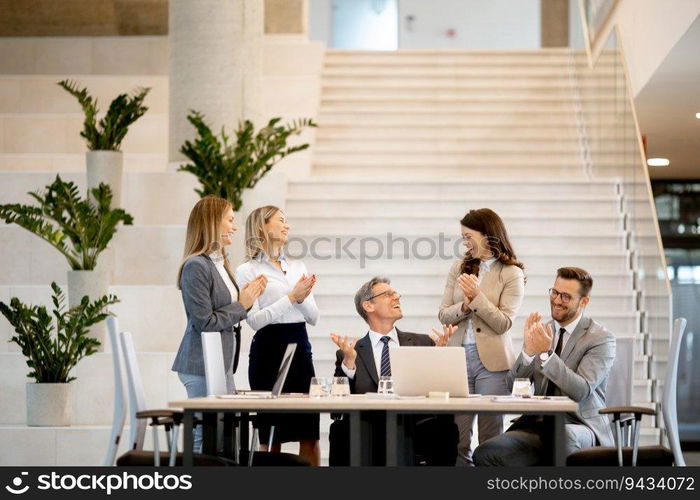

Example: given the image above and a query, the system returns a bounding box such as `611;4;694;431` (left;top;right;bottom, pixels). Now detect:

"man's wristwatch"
539;350;553;362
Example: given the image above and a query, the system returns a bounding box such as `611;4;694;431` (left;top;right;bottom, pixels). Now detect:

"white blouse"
234;253;320;331
209;252;238;304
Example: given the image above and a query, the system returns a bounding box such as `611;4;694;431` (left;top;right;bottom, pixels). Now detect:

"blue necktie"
380;336;391;377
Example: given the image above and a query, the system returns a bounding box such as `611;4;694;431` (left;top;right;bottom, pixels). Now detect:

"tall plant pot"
68;269;111;351
86;150;123;208
26;382;74;426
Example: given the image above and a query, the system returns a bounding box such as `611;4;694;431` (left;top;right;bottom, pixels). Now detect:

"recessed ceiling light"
647;158;670;167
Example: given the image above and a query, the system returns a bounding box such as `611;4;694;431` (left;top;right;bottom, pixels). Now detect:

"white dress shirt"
209;252;238;304
340;328;399;380
521;312;583;366
209;252;239;389
463;257;497;345
234;252;319;331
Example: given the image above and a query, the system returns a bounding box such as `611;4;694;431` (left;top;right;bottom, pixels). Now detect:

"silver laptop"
390;346;469;397
219;343;297;399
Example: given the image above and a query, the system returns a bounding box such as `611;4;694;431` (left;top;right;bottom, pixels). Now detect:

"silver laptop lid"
390;346;468;397
270;343;297;397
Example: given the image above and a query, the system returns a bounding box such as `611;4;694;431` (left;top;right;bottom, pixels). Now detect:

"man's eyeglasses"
368;290;401;301
548;288;580;304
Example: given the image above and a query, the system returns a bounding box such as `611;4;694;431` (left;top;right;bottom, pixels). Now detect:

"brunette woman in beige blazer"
438;208;525;466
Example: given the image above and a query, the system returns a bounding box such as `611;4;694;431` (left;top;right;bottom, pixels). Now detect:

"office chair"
567;318;687;466
200;331;309;466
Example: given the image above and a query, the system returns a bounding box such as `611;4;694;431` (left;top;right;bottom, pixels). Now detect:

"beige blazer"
438;259;525;372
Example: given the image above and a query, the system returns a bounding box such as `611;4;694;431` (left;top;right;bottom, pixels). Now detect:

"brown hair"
244;205;283;260
556;267;593;296
177;196;235;288
459;208;525;277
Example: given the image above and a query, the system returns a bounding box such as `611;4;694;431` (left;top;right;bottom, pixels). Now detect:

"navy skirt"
248;322;319;444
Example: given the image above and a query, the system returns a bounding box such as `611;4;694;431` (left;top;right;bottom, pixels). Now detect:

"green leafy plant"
179;110;317;210
57;79;150;151
0;283;119;383
0;176;134;270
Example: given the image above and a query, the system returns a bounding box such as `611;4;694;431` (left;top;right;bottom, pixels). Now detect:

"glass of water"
378;376;394;395
512;378;533;397
310;377;331;398
331;376;350;397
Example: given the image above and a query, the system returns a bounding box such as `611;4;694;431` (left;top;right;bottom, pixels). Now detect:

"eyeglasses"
548;288;580;304
368;290;401;301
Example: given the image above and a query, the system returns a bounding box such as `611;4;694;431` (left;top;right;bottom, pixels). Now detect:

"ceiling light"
696;112;700;119
647;158;670;167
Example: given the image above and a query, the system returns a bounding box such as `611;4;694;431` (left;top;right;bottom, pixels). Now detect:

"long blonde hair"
177;196;235;288
245;205;282;261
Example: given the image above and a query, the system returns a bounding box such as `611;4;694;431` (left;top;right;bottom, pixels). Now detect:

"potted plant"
58;79;150;208
0;176;133;348
178;110;317;210
0;283;118;426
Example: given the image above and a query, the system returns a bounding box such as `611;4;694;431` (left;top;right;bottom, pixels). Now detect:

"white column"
168;0;263;168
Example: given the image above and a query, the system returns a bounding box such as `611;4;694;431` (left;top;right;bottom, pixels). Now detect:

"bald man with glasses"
474;267;617;466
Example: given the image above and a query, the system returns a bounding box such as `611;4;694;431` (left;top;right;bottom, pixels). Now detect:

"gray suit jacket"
507;316;616;446
333;329;434;394
171;255;248;376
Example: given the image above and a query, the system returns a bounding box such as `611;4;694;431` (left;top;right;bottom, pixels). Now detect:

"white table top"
169;394;578;413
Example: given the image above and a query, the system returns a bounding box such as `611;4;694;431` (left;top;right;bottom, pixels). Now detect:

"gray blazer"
171;255;248;377
507;316;616;446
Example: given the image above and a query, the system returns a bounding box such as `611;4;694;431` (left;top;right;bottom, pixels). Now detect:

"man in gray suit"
474;266;616;466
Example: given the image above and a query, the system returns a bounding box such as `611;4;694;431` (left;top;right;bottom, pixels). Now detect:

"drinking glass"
331;376;350;397
310;376;330;398
511;378;533;397
378;376;394;395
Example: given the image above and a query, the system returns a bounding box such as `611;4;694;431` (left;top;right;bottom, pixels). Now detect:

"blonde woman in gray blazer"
439;208;525;466
172;196;267;452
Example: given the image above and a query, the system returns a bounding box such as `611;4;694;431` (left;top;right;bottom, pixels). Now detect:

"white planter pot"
67;269;111;350
86;150;123;208
26;382;74;426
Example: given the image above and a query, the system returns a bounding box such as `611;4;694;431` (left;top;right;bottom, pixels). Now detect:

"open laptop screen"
271;343;297;397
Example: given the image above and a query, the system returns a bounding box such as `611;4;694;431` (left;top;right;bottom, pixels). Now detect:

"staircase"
0;45;668;465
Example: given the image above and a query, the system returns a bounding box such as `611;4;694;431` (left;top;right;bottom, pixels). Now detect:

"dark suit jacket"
329;328;457;466
333;328;435;394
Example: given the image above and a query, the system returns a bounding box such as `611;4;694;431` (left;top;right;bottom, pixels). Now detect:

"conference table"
169;394;578;466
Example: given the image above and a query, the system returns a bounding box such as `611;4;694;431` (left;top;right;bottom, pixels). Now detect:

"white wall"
612;0;700;96
308;0;542;49
399;0;541;49
308;0;332;47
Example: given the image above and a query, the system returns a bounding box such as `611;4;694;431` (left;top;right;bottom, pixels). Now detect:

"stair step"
0;153;167;172
286;196;623;217
289;213;625;233
0;113;167;155
321;78;616;89
0;75;168;114
287;178;622;197
0;424;333;465
322;67;618;78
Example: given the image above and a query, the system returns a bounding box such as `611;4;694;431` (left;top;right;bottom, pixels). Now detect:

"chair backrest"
662;317;687;466
201;331;228;396
606;336;635;408
120;331;147;450
104;317;128;465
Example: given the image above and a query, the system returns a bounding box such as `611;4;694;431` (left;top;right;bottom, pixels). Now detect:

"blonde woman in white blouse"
235;205;321;466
